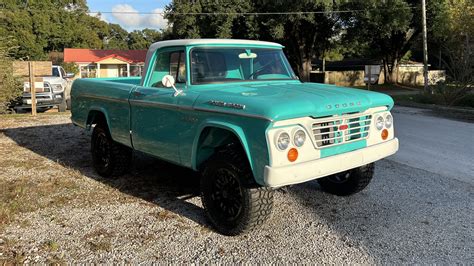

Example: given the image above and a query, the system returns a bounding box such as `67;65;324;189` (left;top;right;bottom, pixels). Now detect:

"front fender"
191;120;253;171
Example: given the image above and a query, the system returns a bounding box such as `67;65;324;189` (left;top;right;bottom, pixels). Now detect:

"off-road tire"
201;146;274;236
91;123;131;178
58;100;67;112
66;99;71;110
318;163;374;196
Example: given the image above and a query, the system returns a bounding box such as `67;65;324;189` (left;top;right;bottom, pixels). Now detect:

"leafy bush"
61;62;79;76
0;39;22;114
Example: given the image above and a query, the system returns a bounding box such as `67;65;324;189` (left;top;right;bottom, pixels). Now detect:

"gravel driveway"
0;112;472;263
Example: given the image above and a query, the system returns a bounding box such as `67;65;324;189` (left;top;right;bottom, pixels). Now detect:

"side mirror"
65;73;75;79
162;75;184;97
161;75;175;87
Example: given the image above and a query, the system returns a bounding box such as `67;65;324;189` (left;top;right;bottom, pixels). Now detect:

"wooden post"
28;62;37;116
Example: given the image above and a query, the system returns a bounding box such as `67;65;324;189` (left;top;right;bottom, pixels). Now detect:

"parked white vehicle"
17;65;74;112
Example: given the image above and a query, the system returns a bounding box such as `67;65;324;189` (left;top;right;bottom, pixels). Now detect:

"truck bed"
71;77;141;147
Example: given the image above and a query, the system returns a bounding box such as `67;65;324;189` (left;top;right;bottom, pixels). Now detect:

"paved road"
390;106;474;184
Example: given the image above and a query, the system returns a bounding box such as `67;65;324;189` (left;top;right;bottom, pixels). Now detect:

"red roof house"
63;48;147;78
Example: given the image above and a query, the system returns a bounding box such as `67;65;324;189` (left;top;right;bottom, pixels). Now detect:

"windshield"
52;67;60;77
190;48;297;84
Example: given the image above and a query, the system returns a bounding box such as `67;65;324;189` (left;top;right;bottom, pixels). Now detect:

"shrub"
61;62;79;76
0;39;22;114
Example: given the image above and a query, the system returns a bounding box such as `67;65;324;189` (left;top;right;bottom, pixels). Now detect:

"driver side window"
149;49;186;88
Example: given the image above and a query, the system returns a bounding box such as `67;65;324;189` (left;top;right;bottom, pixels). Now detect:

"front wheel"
91;124;131;178
201;147;274;236
317;163;374;196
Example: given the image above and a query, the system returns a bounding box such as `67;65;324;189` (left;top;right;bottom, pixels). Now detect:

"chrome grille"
312;114;372;148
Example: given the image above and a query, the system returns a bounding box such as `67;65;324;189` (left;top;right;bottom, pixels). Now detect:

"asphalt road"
390;106;474;184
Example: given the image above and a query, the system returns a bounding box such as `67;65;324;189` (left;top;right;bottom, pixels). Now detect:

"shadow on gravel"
1;123;210;229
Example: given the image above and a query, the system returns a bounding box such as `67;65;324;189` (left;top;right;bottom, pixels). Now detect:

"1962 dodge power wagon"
71;39;399;235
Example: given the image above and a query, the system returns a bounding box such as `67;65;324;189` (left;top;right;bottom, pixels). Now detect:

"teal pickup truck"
71;39;399;235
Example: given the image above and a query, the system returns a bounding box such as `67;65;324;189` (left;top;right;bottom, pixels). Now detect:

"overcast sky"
88;0;171;31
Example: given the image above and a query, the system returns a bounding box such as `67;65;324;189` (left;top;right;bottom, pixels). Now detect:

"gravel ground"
0;113;472;263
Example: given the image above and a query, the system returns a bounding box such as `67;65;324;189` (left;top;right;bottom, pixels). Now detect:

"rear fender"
86;107;111;131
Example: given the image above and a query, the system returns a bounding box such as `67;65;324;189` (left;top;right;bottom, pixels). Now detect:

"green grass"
392;93;474;108
354;84;423;91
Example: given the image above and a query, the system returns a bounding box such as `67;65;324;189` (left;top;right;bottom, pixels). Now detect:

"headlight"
293;129;306;147
385;114;393;128
52;84;63;92
276;132;290;150
375;115;384;130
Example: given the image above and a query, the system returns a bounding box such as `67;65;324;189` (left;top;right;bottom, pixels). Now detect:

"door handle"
133;91;144;97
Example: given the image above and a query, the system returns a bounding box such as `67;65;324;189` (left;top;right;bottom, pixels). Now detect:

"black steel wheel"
201;145;274;236
91;123;131;178
210;168;244;220
317;163;374;196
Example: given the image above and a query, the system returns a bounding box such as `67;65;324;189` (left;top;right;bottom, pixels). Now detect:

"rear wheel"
201;146;274;236
318;163;374;196
91;123;131;178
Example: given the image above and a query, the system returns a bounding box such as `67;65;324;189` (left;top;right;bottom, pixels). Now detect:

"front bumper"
263;138;399;188
18;93;64;109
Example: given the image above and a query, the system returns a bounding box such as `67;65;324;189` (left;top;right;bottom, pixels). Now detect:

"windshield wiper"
247;61;274;79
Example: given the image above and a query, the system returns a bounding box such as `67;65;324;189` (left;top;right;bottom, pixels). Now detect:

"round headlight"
375;115;384;130
293;129;306;147
385;114;393;128
276;132;290;150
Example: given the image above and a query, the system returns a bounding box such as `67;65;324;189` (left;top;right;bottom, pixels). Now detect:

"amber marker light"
287;148;298;162
381;129;389;140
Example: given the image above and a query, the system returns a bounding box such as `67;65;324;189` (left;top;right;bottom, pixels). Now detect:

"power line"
88;7;419;16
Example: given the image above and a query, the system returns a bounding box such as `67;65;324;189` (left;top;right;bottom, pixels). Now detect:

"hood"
42;76;63;84
193;81;394;121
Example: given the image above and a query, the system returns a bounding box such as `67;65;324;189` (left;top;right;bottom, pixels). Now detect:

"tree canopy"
0;0;164;60
1;0;471;84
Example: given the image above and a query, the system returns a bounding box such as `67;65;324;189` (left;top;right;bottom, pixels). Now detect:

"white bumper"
263;138;399;188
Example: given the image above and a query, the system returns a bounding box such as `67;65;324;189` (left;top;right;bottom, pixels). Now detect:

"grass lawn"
391;93;474;109
354;84;474;109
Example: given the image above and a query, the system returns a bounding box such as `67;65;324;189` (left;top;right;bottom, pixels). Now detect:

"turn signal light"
287;148;298;162
381;129;389;140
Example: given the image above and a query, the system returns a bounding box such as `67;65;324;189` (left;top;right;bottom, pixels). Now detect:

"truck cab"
71;39;399;235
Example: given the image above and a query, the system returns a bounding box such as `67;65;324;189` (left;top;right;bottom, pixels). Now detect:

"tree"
429;0;473;105
165;0;340;81
0;37;22;113
340;0;420;84
253;0;340;81
0;1;133;59
127;29;163;50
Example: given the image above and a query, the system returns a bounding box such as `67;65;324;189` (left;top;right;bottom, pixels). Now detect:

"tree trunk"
390;57;399;84
300;58;312;82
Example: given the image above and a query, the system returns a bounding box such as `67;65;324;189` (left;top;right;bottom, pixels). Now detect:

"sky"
88;0;172;32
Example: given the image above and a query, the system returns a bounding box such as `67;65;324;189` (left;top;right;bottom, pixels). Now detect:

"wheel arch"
192;121;254;173
86;108;111;131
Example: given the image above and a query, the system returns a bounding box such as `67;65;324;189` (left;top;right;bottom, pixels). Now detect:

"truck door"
129;48;186;163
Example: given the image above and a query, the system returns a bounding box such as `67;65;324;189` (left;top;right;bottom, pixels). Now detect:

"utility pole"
421;0;430;93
